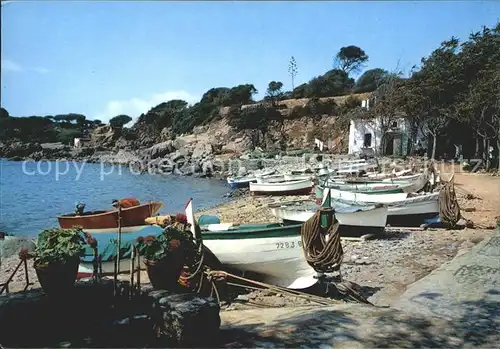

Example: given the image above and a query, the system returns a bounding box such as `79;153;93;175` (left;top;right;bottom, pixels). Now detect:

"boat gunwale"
57;201;164;220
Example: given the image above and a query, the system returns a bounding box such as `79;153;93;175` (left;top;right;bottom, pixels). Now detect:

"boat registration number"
276;241;302;249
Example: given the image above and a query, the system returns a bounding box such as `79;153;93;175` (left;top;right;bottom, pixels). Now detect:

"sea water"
0;159;230;237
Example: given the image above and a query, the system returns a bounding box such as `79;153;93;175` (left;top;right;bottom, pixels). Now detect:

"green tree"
0;107;9;119
265;81;284;106
307;69;353;97
109;114;132;128
353;68;390;93
417;38;462;159
334;46;369;75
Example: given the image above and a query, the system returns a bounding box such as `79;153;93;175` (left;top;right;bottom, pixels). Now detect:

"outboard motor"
75;202;86;215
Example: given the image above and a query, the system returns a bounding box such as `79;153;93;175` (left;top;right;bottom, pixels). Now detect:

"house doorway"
363;133;372;148
385;135;394;155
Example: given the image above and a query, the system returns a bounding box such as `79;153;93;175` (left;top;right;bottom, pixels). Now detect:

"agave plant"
34;227;88;268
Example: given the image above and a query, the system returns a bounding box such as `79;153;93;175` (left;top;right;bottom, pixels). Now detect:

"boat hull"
77;223;320;290
250;179;313;196
324;188;440;227
270;203;388;235
229;181;254;189
256;174;286;183
203;234;318;289
58;202;163;229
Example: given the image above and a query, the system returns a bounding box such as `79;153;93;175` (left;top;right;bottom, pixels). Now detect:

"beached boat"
366;169;413;179
283;173;315;182
77;219;319;289
321;188;440;226
199;222;319;289
336;162;377;175
269;200;388;235
324;174;427;194
226;176;257;189
58;201;163;230
256;174;285;183
323;182;405;194
227;169;276;188
249;179;314;196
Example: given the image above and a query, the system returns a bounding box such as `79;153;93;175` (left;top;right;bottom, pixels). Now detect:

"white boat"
283;173;314;182
325;188;440;226
253;168;276;177
249;179;314;196
367;169;413;179
327;173;428;193
78;201;322;290
269;200;388;234
256;174;285;183
201;223;319;289
327;187;409;203
336;162;377;174
227;169;276;188
226;176;257;189
186;200;320;289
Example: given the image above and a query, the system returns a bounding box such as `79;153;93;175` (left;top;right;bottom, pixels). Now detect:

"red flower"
175;213;188;224
19;248;30;260
144;235;156;244
136;236;144;244
169;239;180;249
86;236;98;248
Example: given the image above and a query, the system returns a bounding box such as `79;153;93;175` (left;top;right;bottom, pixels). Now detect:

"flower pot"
34;257;80;296
144;247;185;290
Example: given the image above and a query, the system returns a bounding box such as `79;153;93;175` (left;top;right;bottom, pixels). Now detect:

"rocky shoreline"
0;138;365;181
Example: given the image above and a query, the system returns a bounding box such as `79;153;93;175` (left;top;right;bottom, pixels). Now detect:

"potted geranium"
136;213;195;290
32;227;90;296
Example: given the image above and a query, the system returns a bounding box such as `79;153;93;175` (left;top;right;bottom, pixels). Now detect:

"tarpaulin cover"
81;225;164;263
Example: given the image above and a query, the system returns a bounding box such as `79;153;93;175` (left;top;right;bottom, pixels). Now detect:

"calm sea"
0;159;231;237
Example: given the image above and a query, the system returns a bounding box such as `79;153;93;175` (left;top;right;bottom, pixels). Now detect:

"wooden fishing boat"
336;162;377;175
366;169;413;179
256;174;285;183
283;173;314;182
327;183;405;194
321;187;440;226
226;176;257;189
249;179;313;196
58;201;163;230
269;200;388;235
227;169;276;189
77;218;319;289
199;222;319;289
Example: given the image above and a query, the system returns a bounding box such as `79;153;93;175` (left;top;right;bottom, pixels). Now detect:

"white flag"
184;198;195;233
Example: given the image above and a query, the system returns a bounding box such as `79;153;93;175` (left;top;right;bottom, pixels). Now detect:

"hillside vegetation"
1;23;499;169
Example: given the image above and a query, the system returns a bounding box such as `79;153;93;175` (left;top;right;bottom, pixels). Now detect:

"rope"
438;176;461;227
300;210;343;273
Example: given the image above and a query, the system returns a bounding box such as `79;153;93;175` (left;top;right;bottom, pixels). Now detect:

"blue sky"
2;1;499;123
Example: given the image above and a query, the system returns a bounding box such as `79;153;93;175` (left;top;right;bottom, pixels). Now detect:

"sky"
1;1;499;124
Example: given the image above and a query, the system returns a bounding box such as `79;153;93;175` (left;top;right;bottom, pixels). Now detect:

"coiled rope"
300;209;374;306
300;209;343;273
438;175;461;228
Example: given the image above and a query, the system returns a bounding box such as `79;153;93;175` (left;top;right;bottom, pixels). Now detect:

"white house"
348;116;426;156
73;137;91;148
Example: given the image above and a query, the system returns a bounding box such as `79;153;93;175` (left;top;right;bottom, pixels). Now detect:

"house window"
363;133;372;147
